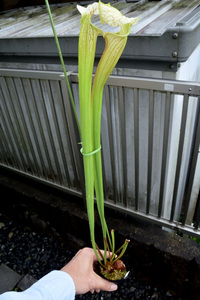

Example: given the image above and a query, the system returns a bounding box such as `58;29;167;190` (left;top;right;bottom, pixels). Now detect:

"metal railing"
0;68;200;237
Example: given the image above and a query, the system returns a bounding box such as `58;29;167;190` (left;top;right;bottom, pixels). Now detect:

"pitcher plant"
45;0;138;280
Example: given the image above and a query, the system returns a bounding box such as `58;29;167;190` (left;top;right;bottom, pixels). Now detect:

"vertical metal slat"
158;92;171;218
118;86;127;206
31;79;56;182
60;78;84;193
22;78;49;181
0;77;28;172
105;85;117;203
9;77;36;173
170;94;189;222
47;80;72;187
0;126;13;166
39;79;64;185
134;88;139;210
182;98;200;226
194;190;200;230
146;90;154;214
0;87;21;169
14;77;43;177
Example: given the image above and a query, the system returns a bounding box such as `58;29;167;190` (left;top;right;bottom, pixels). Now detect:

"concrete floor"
0;264;37;294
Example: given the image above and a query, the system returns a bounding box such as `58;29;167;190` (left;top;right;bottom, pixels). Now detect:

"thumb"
94;274;118;292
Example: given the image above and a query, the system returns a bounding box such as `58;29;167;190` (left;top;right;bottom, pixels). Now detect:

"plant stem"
46;0;133;268
78;14;102;263
45;0;81;135
111;229;115;261
112;239;130;263
91;25;132;263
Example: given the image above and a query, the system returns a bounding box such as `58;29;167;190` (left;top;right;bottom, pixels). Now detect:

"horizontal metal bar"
70;73;200;97
1;163;199;238
0;164;83;198
103;201;200;238
0;68;66;81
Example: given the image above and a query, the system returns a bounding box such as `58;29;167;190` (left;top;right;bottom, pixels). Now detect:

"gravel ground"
0;213;182;300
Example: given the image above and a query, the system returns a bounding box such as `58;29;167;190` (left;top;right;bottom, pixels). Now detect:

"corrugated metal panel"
0;69;84;195
0;0;200;71
0;0;199;37
0;68;200;237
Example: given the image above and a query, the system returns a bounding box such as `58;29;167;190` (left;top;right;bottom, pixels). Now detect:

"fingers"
90;288;100;294
92;249;113;262
67;247;118;295
90;289;101;294
93;274;118;292
77;247;114;262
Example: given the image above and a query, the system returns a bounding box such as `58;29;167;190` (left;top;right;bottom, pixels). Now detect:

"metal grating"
0;68;200;237
0;69;84;195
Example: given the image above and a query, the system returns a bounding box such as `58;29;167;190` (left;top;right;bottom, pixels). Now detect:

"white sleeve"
0;271;75;300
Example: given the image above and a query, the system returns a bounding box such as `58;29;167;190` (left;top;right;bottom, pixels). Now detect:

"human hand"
61;247;118;294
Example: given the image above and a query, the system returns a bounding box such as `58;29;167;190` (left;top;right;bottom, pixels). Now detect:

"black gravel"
0;213;75;279
0;213;182;300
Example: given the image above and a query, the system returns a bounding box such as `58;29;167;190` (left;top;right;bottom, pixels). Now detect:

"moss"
100;265;127;281
135;2;156;12
52;4;77;17
114;1;133;11
172;0;200;9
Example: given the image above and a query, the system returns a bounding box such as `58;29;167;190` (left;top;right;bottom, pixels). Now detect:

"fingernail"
110;284;118;291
